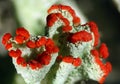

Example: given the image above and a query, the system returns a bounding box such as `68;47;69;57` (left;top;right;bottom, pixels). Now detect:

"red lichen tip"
99;77;106;84
29;60;42;69
67;6;76;18
14;35;24;44
47;4;58;13
40;55;51;65
45;39;59;53
72;58;81;67
60;17;70;26
47;13;70;27
17;56;27;67
105;62;112;74
62;56;81;67
5;43;12;50
62;56;74;63
73;16;81;26
87;21;100;46
2;33;12;45
9;49;22;58
62;25;72;32
91;49;99;58
16;27;30;40
48;4;76;18
68;31;92;43
99;43;109;59
45;38;55;47
55;13;64;18
47;13;58;27
45;44;59;54
36;37;47;47
26;40;36;48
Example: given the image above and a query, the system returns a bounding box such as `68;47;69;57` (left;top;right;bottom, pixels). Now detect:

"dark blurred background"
0;0;120;84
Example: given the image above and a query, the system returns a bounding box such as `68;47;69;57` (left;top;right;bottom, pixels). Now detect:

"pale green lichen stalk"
2;4;112;84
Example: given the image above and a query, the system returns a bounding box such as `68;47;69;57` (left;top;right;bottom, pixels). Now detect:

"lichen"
2;4;112;84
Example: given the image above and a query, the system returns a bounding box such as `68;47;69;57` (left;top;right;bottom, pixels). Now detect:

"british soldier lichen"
2;4;112;84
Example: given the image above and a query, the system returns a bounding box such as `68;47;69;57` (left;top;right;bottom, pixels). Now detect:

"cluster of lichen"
2;4;112;84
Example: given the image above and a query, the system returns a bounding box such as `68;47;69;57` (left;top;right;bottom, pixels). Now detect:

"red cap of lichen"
87;21;100;46
47;4;76;18
16;27;30;40
15;35;25;44
36;37;47;47
62;26;72;32
2;33;12;45
26;40;36;48
9;49;22;58
68;31;92;43
47;13;58;27
15;28;30;44
62;56;74;63
99;43;109;59
62;56;81;67
17;56;27;67
5;43;12;50
72;58;81;67
28;60;42;69
47;4;80;26
47;13;70;27
45;39;59;54
72;16;81;26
